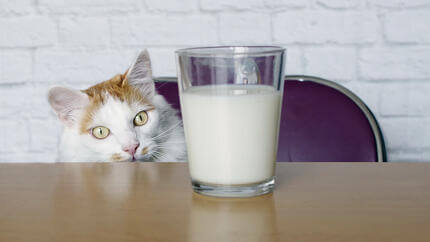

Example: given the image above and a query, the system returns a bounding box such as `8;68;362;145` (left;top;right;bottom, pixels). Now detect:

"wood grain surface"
0;162;429;242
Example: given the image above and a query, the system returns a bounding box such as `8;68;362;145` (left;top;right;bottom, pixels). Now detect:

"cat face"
48;50;184;162
76;95;161;162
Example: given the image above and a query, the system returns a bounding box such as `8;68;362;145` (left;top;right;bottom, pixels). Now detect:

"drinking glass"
176;46;285;197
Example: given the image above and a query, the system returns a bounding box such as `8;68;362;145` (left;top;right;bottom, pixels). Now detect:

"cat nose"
123;143;139;156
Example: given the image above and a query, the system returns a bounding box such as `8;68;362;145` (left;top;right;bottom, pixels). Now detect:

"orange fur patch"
79;71;153;133
111;153;124;162
141;146;149;155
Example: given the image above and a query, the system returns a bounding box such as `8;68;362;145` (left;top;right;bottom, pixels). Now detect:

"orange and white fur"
48;50;186;162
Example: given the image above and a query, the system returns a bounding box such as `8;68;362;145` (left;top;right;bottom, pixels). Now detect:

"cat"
48;50;186;162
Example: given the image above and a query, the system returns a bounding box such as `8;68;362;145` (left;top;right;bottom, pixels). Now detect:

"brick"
27;83;58;118
0;0;34;15
59;17;110;48
202;0;306;10
0;152;57;163
385;11;430;43
304;47;356;82
146;0;197;12
34;50;137;84
264;0;307;9
0;50;32;84
273;11;379;44
359;47;430;80
200;0;265;11
219;13;271;45
315;0;366;9
0;120;29;153
389;150;430;162
285;47;304;75
371;0;430;8
0;83;56;127
29;118;60;152
38;0;138;14
0;16;56;47
146;47;178;77
379;117;430;151
111;16;217;46
379;83;430;117
0;85;33;118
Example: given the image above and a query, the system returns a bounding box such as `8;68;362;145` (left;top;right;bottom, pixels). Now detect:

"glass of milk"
176;46;285;197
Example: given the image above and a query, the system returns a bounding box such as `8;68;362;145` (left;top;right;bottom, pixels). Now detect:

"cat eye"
91;126;110;139
134;111;148;126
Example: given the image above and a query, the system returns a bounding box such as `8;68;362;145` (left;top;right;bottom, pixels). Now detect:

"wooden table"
0;163;429;242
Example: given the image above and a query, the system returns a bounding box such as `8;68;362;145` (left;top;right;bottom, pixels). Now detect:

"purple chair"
154;76;386;162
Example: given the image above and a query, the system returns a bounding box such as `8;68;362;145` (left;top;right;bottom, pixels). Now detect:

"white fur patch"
57;94;186;162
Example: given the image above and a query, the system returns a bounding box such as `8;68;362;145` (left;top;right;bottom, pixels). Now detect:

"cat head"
48;50;176;162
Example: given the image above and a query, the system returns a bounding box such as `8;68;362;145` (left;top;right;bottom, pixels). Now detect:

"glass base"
192;177;274;198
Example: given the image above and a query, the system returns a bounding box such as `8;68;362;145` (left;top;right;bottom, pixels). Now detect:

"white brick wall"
274;11;380;44
0;0;429;162
304;47;356;82
219;13;272;44
0;16;56;47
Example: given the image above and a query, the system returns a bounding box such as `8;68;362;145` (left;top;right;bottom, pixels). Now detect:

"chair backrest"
154;76;386;162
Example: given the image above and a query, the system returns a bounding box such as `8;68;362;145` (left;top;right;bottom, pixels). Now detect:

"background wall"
1;0;429;162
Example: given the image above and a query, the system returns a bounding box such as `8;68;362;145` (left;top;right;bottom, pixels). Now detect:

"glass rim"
175;46;285;57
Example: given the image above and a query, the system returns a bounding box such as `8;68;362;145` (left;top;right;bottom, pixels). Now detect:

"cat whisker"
152;131;178;142
150;151;168;161
157;141;186;145
152;132;179;143
150;147;171;161
149;151;160;160
152;121;183;140
154;144;185;150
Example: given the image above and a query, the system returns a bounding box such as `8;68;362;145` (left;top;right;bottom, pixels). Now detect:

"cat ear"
126;49;155;99
48;87;89;127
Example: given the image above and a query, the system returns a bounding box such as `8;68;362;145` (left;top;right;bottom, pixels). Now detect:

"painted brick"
0;120;29;153
111;16;217;46
379;83;430;117
28;83;58;119
59;17;110;48
304;47;356;82
315;0;366;9
371;0;430;8
359;47;430;80
264;0;307;9
273;11;379;44
389;150;430;162
0;16;56;47
379;117;430;150
146;47;179;77
34;50;137;84
0;0;34;15
38;0;138;14
200;0;265;11
146;0;197;12
219;13;271;45
29;118;60;152
0;152;57;163
0;50;32;84
0;85;33;118
285;47;304;75
385;11;430;43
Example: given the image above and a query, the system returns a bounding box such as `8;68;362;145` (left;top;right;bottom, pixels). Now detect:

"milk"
181;85;282;185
